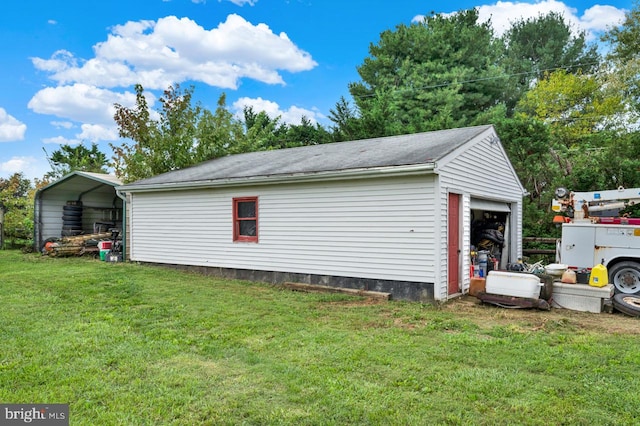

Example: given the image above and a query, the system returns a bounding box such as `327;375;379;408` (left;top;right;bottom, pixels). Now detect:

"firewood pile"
43;232;112;257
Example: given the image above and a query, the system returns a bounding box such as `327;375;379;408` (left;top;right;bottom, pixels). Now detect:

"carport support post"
115;189;127;261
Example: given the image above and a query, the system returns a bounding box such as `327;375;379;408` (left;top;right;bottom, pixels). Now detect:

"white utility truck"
552;187;640;295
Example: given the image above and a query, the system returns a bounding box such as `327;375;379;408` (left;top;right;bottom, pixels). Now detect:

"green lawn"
1;250;639;425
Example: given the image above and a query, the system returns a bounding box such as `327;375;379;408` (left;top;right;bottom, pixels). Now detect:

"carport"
34;171;125;254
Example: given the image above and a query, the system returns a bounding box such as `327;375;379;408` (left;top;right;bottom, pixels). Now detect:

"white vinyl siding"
461;194;472;293
123;126;525;302
129;175;438;283
435;129;524;300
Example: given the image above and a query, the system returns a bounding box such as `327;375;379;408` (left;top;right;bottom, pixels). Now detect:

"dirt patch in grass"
313;292;640;334
321;297;386;307
442;295;640;335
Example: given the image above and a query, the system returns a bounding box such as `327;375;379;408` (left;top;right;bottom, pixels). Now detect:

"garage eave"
118;163;437;193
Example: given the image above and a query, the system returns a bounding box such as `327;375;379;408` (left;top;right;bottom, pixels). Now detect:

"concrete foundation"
145;262;436;302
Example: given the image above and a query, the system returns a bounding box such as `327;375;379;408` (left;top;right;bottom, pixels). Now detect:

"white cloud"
42;136;81;145
26;13;317;147
32;14;316;90
51;121;74;129
0;108;27;142
32;50;78;73
191;0;258;4
280;105;324;125
28;84;138;125
477;1;580;37
0;156;41;178
77;123;120;142
41;126;119;146
413;1;627;39
224;0;258;5
580;5;626;33
232;96;324;125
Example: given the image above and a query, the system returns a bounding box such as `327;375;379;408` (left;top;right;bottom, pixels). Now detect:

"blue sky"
0;0;632;181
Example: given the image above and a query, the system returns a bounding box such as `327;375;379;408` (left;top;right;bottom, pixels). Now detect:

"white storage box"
551;283;614;313
486;271;543;299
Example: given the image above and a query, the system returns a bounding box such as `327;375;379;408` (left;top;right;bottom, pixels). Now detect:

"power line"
352;61;602;100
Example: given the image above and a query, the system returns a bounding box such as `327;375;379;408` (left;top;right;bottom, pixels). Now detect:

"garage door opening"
471;198;511;271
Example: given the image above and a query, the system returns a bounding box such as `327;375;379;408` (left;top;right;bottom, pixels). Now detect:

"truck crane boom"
553;186;640;295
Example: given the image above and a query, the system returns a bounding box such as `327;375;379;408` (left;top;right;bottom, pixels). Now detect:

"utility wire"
352;61;602;99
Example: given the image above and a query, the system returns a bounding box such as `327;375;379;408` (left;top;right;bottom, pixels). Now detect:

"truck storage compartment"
486;271;543;299
551;283;614;313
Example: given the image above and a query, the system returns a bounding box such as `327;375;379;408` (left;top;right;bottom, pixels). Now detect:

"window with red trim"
233;197;258;242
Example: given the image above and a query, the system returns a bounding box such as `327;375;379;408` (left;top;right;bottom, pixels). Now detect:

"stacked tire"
62;201;83;236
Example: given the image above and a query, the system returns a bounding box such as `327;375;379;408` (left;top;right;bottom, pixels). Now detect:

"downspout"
115;189;127;261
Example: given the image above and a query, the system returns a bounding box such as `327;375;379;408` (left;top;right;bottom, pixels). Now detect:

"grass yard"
1;250;639;425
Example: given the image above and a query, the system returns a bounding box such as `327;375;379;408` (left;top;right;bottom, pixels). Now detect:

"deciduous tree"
0;173;34;247
516;70;624;150
111;84;245;182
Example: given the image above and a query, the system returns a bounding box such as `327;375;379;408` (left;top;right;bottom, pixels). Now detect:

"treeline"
3;7;640;248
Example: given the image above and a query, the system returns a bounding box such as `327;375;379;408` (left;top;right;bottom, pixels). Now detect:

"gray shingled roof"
121;125;493;189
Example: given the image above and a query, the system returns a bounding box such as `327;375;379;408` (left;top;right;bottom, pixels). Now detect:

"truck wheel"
612;293;640;317
609;261;640;295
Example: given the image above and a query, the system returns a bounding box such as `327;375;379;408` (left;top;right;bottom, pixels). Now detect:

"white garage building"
119;125;525;301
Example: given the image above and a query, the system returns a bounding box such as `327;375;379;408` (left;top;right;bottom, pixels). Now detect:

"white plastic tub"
486;271;543;299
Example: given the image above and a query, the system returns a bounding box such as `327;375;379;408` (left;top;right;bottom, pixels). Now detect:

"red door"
448;193;461;295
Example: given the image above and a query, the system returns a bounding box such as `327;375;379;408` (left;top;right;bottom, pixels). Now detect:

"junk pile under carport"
41;197;124;261
42;232;112;257
42;229;123;262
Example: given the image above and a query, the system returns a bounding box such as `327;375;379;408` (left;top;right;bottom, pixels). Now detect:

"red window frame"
233;197;259;242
